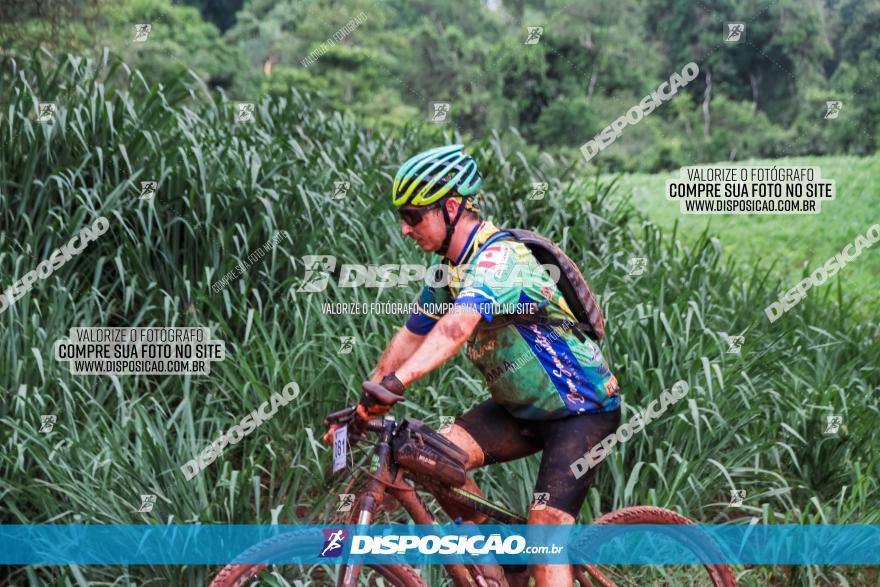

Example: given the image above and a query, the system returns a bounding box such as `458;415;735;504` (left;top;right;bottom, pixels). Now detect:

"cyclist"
327;144;621;586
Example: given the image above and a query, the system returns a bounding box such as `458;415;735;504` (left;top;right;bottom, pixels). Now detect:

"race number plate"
332;425;348;473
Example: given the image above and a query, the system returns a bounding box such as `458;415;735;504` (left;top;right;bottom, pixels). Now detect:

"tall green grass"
1;52;878;586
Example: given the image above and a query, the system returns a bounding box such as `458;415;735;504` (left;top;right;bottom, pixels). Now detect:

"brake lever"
324;406;357;427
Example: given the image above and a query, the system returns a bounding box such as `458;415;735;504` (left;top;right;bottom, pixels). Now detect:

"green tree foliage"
179;0;245;32
2;0;876;171
0;0;102;54
99;0;246;89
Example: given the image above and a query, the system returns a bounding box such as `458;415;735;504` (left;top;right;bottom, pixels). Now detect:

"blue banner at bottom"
1;524;878;565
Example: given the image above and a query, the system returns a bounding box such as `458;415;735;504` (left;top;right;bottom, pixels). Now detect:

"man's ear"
444;197;460;216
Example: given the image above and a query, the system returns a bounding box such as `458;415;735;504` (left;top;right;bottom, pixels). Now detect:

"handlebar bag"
392;418;468;487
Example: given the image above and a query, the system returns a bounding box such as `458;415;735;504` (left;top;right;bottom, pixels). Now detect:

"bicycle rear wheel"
575;506;738;587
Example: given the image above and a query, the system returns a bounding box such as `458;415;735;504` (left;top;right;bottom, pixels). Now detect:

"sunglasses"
398;203;442;226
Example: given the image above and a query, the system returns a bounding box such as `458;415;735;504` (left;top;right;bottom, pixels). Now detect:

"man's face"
399;203;450;252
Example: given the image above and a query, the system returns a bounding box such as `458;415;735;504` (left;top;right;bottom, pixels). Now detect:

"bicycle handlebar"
323;405;385;448
323;383;405;441
324;406;357;426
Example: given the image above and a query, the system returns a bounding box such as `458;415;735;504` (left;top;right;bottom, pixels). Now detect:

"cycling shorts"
455;398;621;519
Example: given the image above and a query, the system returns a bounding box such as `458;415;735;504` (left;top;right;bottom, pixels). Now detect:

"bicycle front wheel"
208;528;428;587
211;561;426;587
575;506;738;587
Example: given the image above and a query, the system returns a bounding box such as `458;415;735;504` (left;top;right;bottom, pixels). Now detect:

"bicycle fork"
336;417;478;587
338;418;396;587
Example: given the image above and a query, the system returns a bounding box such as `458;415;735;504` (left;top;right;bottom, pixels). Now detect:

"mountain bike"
211;384;738;587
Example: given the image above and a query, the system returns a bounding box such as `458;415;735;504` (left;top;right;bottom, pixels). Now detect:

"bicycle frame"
337;416;525;587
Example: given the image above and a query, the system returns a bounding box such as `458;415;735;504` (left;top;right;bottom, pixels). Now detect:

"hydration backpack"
466;228;605;342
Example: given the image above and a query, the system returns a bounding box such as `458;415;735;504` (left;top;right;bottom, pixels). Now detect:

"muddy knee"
441;423;485;470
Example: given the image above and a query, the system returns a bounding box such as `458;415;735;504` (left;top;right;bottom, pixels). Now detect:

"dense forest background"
2;0;877;172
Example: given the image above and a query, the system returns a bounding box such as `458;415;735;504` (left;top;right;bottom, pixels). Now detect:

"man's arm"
369;325;426;384
394;308;483;387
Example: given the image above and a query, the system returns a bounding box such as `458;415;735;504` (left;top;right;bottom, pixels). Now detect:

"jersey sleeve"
404;283;447;335
454;241;522;322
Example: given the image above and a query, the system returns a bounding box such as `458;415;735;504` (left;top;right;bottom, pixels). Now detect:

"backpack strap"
463;230;589;343
461;230;514;278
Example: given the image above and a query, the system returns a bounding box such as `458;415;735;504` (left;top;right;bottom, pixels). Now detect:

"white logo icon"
297;255;337;292
429;102;451;123
133;24;152;42
339;336;356;354
39;415;57;433
137;494;157;513
37;102;57;123
333;181;350;200
438;416;455;433
727;335;745;354
725;23;745;42
321;529;346;556
525;27;544;45
140;180;157;201
528;182;547;200
729;489;745;507
531;492;550;510
337;493;356;512
824;415;843;435
237;102;255;123
627;257;647;276
824;101;843;119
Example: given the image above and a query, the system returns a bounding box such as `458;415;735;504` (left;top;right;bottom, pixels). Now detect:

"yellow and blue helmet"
392;144;482;207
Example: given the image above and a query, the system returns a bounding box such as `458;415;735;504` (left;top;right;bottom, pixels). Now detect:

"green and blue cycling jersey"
405;220;620;420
